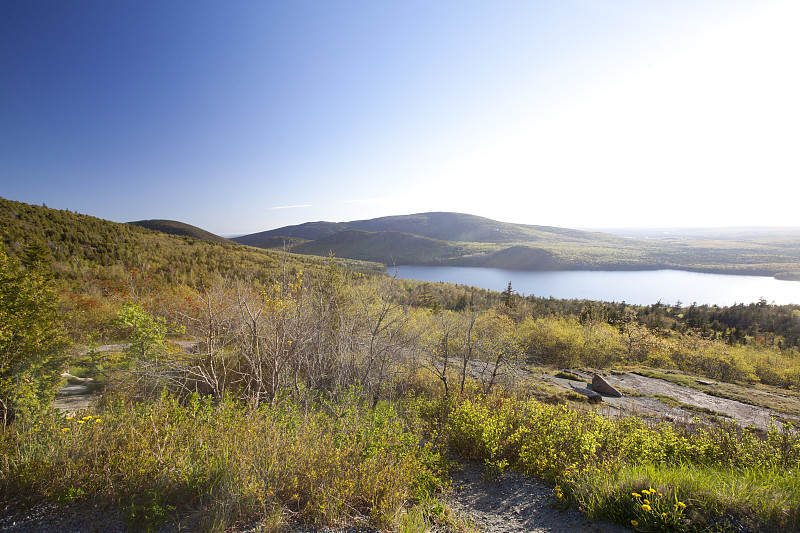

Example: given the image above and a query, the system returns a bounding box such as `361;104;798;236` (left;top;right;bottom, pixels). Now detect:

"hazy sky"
2;1;798;235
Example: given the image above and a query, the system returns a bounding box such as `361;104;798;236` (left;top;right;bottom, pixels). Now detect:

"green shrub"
0;391;445;531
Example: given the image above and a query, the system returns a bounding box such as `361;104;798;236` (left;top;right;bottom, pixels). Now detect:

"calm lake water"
388;266;800;306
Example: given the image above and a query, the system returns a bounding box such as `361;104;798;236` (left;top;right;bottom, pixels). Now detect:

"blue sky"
1;1;798;235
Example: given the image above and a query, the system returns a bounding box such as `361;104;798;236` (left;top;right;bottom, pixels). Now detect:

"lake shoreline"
396;262;800;281
388;266;800;306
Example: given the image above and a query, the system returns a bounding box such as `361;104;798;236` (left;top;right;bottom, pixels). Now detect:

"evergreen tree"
502;281;514;308
0;243;68;424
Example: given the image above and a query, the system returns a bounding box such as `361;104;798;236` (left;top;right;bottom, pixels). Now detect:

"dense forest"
2;197;800;532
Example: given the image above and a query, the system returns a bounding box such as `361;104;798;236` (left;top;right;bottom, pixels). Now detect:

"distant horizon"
10;196;800;237
122;206;800;238
19;197;800;238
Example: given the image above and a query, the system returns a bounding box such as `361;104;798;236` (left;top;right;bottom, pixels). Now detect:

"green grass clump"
0;391;445;532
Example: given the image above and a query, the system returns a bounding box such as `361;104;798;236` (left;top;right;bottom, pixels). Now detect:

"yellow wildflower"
632;492;641;498
61;428;70;432
631;520;639;527
643;499;650;505
678;502;686;509
642;504;652;512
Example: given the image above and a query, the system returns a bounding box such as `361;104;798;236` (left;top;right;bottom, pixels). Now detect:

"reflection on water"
388;266;800;306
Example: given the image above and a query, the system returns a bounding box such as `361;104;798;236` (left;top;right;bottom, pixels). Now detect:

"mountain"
233;212;800;279
232;212;645;269
232;212;618;246
127;219;233;244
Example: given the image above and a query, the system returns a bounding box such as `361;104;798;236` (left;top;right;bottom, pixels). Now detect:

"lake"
387;266;800;306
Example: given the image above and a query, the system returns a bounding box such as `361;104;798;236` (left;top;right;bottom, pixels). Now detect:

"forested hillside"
233;211;632;246
234;211;800;279
0;197;383;290
127;219;233;244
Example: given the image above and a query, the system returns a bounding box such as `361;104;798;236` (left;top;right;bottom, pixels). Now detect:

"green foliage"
515;315;627;368
115;303;168;361
430;392;800;531
0;391;445;531
0;243;68;424
0;197;383;293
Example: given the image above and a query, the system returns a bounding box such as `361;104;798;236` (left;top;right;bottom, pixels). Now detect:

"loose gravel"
446;460;631;533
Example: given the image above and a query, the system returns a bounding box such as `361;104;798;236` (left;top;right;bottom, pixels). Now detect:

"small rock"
591;374;623;397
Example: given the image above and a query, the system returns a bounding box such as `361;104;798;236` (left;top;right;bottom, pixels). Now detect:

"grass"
580;463;800;531
1;391;447;532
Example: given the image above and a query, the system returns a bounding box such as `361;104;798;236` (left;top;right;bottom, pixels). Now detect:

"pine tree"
0;243;68;425
502;281;514;308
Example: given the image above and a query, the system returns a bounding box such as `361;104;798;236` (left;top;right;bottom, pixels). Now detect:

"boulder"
591;374;623;397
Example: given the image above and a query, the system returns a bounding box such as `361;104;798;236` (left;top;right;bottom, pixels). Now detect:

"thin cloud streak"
269;204;313;210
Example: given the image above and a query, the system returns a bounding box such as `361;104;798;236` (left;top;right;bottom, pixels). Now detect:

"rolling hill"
127;219;233;244
0;197;385;289
233;212;800;279
232;212;624;246
4;197;800;281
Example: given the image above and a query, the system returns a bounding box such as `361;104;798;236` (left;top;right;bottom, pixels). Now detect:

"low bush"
433;391;800;532
0;390;445;531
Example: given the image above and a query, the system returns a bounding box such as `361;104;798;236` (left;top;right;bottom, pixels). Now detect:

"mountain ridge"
3;197;800;281
232;211;626;246
231;212;800;279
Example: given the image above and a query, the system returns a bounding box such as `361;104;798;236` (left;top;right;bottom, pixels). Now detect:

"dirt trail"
52;375;99;414
447;460;630;533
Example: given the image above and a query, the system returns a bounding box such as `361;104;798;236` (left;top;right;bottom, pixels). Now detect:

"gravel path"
447;461;631;533
0;501;130;533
